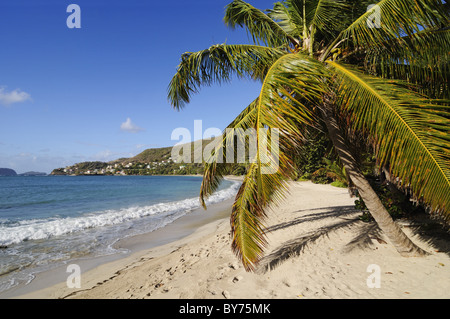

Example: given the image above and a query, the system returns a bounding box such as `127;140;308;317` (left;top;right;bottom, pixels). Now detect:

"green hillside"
51;139;243;176
124;146;172;164
120;139;214;164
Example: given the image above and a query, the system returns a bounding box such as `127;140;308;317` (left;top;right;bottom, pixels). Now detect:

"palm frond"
168;44;286;110
200;97;259;209
266;1;303;38
364;28;450;99
224;0;299;47
266;0;348;54
328;61;450;219
231;164;269;271
308;0;349;34
341;0;448;49
229;53;329;271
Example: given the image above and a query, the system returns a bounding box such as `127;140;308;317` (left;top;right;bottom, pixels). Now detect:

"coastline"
0;176;242;299
6;179;450;299
5;200;235;299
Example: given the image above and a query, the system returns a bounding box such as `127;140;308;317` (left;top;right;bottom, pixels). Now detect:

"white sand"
14;181;450;299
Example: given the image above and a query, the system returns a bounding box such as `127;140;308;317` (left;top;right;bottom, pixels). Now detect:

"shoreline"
0;176;242;299
5;200;235;299
5;179;450;299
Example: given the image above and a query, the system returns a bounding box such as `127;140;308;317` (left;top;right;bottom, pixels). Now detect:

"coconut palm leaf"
308;0;349;35
200;97;259;209
228;53;329;270
328;61;450;218
202;53;328;270
363;28;450;98
224;0;300;47
340;0;448;49
266;1;304;39
230;163;270;271
168;44;286;110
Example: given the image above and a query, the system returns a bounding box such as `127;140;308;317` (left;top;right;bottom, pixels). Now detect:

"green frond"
266;1;304;38
269;0;349;36
341;0;448;50
231;164;270;272
200;97;259;208
229;53;329;271
168;44;286;110
255;52;328;126
364;28;450;99
199;161;230;209
202;53;328;271
328;61;450;218
224;0;299;47
308;0;349;34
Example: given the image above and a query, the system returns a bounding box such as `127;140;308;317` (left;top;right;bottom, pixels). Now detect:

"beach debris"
208;289;217;296
229;262;240;270
222;290;231;299
232;276;243;283
438;263;445;267
166;267;177;275
216;272;224;280
0;245;7;249
155;281;164;289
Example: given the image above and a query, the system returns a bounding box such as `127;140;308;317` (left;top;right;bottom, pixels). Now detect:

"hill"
0;168;17;176
115;139;215;165
119;146;173;164
50;139;232;176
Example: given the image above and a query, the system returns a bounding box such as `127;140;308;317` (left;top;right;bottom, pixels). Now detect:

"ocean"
0;175;239;294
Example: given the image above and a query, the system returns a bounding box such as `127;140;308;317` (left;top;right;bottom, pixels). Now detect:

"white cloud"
0;87;32;106
120;117;145;133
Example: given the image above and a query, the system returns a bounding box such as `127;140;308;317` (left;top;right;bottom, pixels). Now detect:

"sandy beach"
11;180;450;299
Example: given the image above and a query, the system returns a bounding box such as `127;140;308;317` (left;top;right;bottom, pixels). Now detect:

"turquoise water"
0;175;239;293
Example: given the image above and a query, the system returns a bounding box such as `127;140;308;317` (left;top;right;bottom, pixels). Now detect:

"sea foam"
0;181;240;246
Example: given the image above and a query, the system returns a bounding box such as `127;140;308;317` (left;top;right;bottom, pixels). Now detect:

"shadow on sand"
256;206;450;274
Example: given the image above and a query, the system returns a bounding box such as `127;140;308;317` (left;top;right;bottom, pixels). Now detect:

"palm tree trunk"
320;102;428;257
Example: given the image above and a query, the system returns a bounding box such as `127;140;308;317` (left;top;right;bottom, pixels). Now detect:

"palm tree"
168;0;450;271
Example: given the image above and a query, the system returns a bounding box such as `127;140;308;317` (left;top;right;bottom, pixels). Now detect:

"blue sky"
0;0;276;174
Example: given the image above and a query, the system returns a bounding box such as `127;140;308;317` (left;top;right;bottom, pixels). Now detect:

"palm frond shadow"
402;217;450;258
256;206;361;274
265;206;358;233
256;207;450;274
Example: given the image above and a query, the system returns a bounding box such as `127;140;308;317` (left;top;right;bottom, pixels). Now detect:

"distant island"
0;168;17;176
19;171;48;176
0;168;47;176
